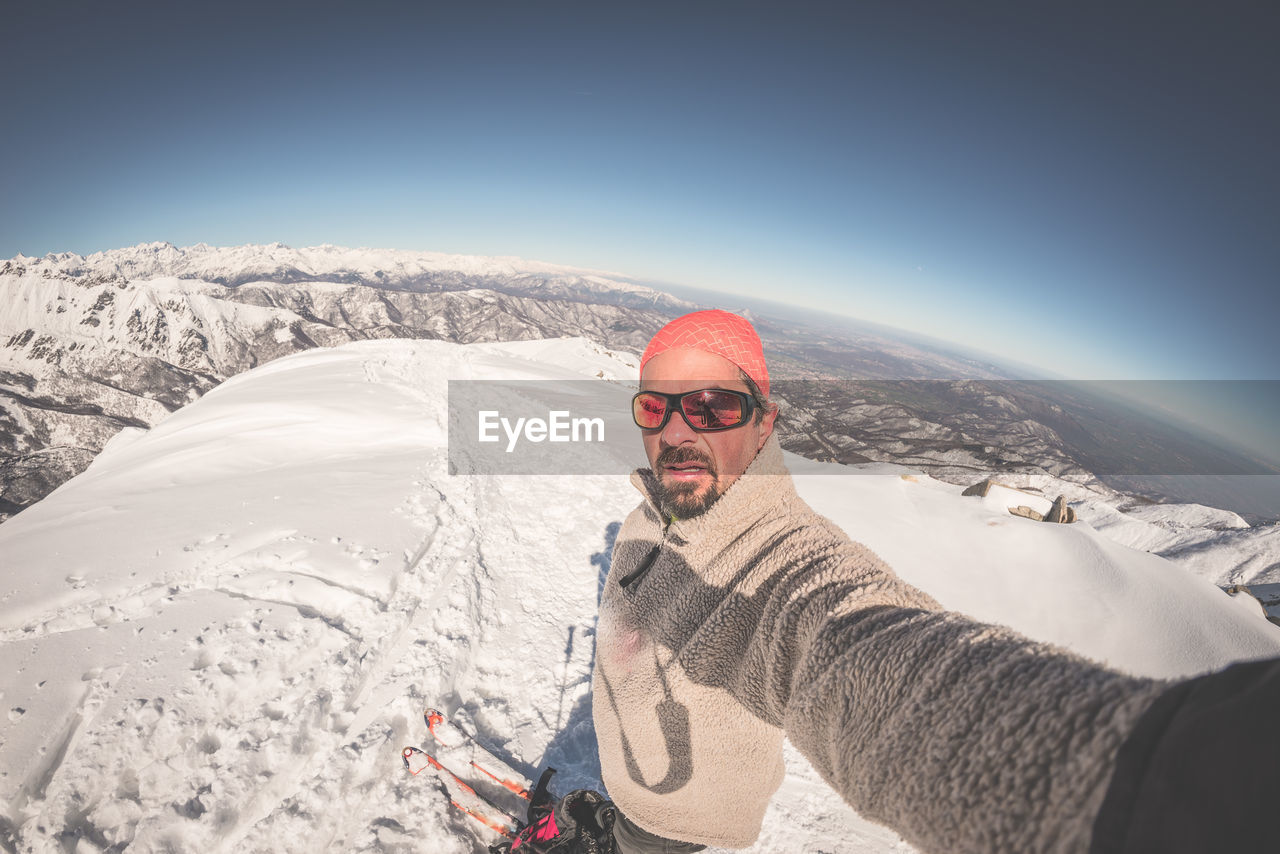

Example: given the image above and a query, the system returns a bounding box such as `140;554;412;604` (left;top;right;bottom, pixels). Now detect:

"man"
514;310;1278;854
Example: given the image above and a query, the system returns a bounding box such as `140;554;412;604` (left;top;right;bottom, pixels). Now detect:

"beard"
653;445;721;519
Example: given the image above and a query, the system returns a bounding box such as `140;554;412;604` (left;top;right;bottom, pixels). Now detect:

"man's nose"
661;408;699;444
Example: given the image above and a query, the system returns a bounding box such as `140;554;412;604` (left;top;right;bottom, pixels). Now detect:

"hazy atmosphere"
3;1;1276;450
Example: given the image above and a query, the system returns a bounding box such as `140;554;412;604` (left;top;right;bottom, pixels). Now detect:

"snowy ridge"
1;338;1276;853
1;242;689;309
1078;501;1280;587
953;472;1280;588
0;244;685;520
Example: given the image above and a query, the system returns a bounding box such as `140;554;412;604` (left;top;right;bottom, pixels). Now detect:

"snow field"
2;337;1277;853
792;465;1280;678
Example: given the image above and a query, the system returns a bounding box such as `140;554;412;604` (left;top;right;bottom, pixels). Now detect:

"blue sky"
3;2;1276;396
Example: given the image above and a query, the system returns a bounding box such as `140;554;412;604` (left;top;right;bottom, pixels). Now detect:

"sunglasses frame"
631;388;757;432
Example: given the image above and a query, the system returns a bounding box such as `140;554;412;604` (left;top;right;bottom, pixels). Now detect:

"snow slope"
1072;496;1280;587
1;339;1276;853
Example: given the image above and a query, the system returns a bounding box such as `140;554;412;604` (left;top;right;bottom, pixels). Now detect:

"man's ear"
757;405;778;450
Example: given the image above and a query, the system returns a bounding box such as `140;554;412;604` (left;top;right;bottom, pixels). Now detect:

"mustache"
656;446;716;476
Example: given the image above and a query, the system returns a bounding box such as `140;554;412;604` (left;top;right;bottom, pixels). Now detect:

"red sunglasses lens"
682;390;746;429
633;393;669;429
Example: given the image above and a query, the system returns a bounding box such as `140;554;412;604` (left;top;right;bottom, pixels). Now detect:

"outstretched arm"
744;536;1167;854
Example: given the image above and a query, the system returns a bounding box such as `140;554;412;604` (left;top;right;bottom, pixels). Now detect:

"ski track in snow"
220;471;488;854
2;338;1276;854
3;452;550;854
0;343;631;854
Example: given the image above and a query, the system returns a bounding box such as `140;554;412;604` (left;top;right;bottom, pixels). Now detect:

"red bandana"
640;309;769;396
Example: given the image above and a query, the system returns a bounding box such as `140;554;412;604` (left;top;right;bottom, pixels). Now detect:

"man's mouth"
664;462;708;480
656;446;716;487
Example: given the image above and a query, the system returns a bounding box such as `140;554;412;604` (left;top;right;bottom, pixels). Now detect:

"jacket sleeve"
1090;655;1280;854
740;532;1169;854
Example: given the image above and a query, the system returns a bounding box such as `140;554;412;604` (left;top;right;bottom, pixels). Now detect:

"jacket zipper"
619;543;659;590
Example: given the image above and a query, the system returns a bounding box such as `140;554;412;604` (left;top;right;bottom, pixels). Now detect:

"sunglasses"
631;388;756;432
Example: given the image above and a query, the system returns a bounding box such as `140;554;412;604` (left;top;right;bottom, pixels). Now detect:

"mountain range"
0;243;688;517
2;242;1276;584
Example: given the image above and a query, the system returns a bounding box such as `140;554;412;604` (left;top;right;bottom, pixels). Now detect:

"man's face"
639;348;776;519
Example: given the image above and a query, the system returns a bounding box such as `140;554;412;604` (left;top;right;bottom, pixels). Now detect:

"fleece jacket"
591;434;1170;852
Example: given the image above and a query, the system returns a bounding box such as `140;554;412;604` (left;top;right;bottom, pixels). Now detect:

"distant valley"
2;243;1274;542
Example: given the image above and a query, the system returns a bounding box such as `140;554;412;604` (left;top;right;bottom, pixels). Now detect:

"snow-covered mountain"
0;243;691;518
4;242;1276;585
1;338;1276;853
1;242;690;308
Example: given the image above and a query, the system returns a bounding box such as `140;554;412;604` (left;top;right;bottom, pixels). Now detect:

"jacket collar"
629;434;795;544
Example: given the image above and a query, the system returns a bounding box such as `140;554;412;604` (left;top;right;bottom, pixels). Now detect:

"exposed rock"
963;477;998;497
1223;585;1271;621
1009;505;1045;522
1044;495;1078;524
